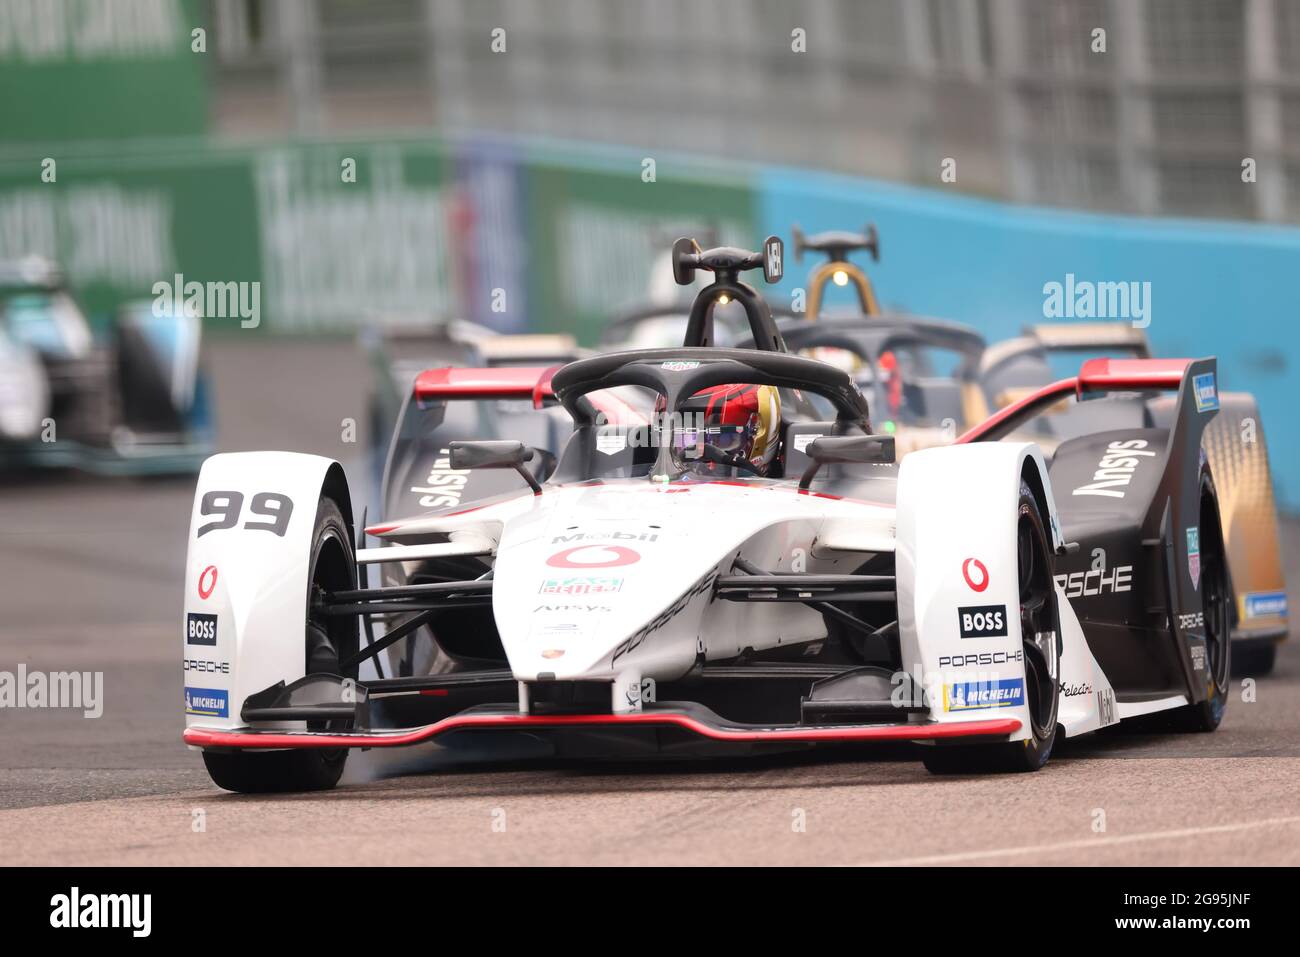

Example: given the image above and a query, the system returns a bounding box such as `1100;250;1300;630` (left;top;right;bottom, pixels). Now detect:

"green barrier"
523;143;757;343
0;0;207;142
0;135;757;337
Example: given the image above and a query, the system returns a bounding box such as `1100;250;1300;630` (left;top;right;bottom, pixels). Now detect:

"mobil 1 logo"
186;612;218;646
958;604;1008;639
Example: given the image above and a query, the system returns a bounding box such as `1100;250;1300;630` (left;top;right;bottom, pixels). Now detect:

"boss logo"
186;612;218;646
958;604;1008;639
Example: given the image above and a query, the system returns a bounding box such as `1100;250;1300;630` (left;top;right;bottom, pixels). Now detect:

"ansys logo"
1073;439;1156;499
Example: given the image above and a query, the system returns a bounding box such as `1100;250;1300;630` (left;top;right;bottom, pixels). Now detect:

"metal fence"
208;0;1300;221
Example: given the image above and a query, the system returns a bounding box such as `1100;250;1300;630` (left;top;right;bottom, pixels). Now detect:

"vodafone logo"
961;558;989;593
198;565;219;600
546;545;640;569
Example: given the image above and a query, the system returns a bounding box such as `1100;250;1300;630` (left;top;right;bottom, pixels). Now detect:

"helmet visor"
674;423;753;456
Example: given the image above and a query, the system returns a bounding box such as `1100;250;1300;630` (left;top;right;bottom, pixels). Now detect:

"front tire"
924;482;1061;775
202;495;358;794
202;746;348;794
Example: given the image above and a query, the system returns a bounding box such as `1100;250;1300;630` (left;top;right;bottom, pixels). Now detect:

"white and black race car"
180;239;1231;792
0;257;212;474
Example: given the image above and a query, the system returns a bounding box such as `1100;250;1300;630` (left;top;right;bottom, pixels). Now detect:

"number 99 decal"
198;491;294;538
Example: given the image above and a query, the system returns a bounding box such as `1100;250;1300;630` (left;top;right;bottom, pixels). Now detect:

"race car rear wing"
956;357;1214;444
412;364;649;426
978;324;1152;393
414;365;561;409
1025;322;1151;354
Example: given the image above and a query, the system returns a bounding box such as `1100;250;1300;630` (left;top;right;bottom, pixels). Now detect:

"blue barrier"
760;166;1298;509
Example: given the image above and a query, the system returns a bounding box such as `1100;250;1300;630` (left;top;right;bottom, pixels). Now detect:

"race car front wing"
184;702;1021;751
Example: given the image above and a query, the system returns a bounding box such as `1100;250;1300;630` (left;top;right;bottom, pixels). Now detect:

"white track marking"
858;815;1300;866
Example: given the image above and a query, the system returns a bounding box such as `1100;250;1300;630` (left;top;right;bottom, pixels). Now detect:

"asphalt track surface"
2;339;1299;865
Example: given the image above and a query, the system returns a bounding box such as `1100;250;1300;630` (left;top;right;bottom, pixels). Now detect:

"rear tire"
923;482;1061;775
1231;638;1276;677
202;495;358;794
1173;480;1231;732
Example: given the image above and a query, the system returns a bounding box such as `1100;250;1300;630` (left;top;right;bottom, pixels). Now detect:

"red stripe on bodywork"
959;357;1195;444
183;713;1021;750
956;377;1076;444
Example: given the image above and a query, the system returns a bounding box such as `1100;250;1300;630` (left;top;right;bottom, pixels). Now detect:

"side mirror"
448;440;541;494
798;434;895;490
864;223;880;263
672;237;699;286
763;235;783;284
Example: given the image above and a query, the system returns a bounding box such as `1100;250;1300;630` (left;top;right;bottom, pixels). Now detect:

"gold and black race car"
978;322;1288;675
777;227;1287;675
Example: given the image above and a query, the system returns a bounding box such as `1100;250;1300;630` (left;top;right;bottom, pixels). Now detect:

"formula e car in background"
774;226;989;455
365;318;589;521
362;315;584;490
979;321;1288;675
181;238;1230;793
0;258;212;475
776;229;1287;675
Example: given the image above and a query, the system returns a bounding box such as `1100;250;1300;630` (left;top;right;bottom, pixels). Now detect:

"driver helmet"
675;383;782;476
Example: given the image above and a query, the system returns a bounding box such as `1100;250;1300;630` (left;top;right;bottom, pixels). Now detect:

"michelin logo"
1244;591;1288;619
184;686;228;718
944;678;1025;712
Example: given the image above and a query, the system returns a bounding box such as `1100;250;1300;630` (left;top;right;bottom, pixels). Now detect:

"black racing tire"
1173;477;1231;732
1231;638;1277;678
202;495;358;794
202;746;348;794
924;481;1061;775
